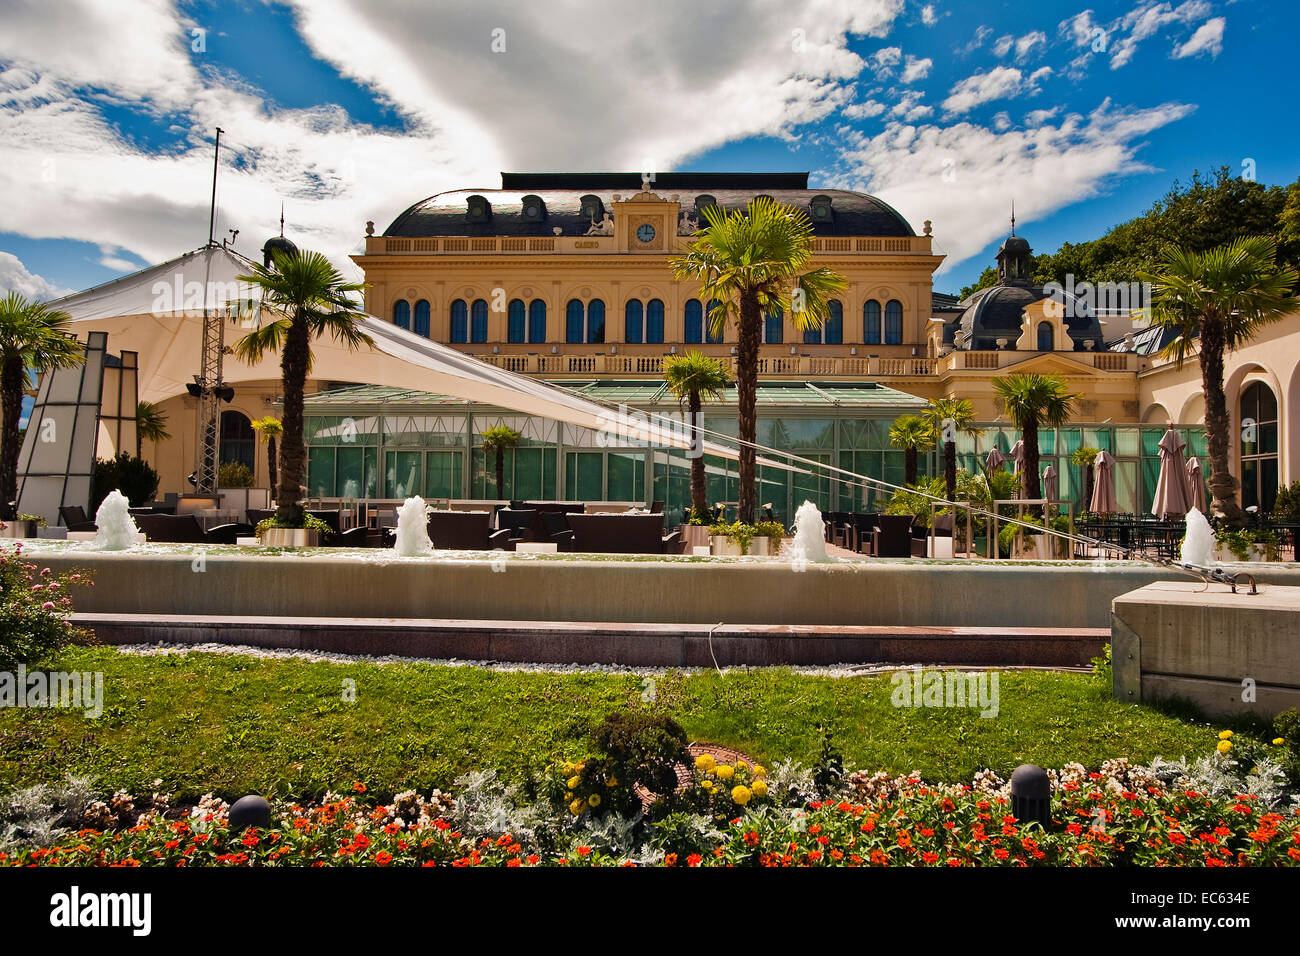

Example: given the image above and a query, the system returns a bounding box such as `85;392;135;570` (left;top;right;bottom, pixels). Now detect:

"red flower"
374;851;392;866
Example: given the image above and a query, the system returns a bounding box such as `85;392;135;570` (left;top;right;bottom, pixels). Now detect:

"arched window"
803;320;821;345
885;299;903;344
219;410;256;473
624;300;643;344
528;299;546;344
864;300;881;344
587;299;605;343
1240;381;1279;513
1037;321;1053;352
684;299;703;344
450;299;468;343
705;299;724;344
566;299;584;343
507;299;526;343
825;299;843;345
646;299;664;344
413;300;430;338
765;306;783;344
392;299;410;330
470;299;488;343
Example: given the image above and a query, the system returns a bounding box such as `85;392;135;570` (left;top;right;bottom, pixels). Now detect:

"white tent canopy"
49;245;778;467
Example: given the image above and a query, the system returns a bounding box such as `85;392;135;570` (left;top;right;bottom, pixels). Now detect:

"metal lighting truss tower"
191;127;227;495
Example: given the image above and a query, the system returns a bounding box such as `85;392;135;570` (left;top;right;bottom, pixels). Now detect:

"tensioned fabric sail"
48;245;791;469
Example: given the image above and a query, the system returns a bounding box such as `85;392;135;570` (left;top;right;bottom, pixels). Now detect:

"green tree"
888;414;935;487
0;293;83;520
481;424;521;498
671;197;846;522
234;250;372;524
1070;445;1102;512
662;351;732;519
922;397;983;502
135;401;170;458
992;373;1080;501
1140;236;1298;523
250;416;283;491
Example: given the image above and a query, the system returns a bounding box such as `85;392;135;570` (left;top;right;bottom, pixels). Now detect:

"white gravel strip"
109;641;1084;677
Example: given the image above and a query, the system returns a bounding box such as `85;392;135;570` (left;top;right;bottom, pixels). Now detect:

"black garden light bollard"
1009;764;1052;828
228;794;272;833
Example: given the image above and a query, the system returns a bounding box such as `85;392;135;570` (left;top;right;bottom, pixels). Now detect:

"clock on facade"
636;223;656;243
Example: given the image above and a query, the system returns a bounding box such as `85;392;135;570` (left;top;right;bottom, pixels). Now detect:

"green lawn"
0;647;1220;801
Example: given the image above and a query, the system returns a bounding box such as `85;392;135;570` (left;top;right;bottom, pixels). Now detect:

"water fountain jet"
790;500;832;563
394;496;434;556
85;490;141;551
1180;507;1214;566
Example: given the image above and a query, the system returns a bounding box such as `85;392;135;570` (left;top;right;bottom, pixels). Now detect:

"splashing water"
394;496;434;556
790;500;831;563
1180;506;1215;566
86;490;140;551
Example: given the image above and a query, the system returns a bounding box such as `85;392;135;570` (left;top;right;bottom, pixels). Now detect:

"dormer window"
579;194;604;223
694;194;718;219
751;193;775;207
466;195;492;223
809;195;834;223
521;194;546;222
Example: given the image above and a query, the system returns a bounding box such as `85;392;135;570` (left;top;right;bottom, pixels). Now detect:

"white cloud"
1173;16;1224;59
941;65;1047;114
833;97;1196;272
921;4;938;26
1015;31;1047;59
843;99;887;119
992;111;1012;131
0;251;70;300
961;25;994;55
1025;107;1060;125
993;35;1015;57
891;90;933;122
1110;1;1214;69
900;55;933;83
0;0;910;280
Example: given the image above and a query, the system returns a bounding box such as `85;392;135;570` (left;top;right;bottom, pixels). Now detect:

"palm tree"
251;416;283;491
234;250;372;524
922;397;983;503
671;197;846;523
0;293;83;520
1140;236;1298;523
888;414;935;486
481;424;521;498
663;351;732;520
1070;445;1102;512
992;373;1079;501
135;401;170;458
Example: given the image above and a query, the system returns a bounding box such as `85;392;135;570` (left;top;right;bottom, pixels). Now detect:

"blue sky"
0;0;1294;302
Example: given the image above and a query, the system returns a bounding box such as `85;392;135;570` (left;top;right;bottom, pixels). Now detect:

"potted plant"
1213;526;1279;562
681;507;712;550
0;513;44;538
754;519;786;556
256;513;330;548
709;519;755;556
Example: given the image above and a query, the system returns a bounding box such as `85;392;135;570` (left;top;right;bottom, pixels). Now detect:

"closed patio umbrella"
1042;464;1058;501
1185;456;1206;513
1009;440;1026;474
1151;428;1193;519
985;447;1008;473
1090;450;1117;514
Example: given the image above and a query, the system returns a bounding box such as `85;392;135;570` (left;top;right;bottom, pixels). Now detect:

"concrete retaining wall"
1112;581;1300;719
38;550;1300;629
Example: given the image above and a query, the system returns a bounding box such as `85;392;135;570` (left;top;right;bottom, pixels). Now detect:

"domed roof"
382;173;917;238
999;234;1031;256
261;235;298;264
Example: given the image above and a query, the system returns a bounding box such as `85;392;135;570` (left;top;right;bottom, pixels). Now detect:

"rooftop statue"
585;211;614;236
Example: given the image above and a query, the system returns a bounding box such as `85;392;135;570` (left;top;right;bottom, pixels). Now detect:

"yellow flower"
567;776;580;790
606;776;618;787
588;793;601;808
564;792;573;800
752;765;767;778
569;798;585;816
1273;738;1285;746
695;754;716;773
701;779;715;791
716;765;735;781
731;785;752;806
1218;730;1233;740
736;760;749;771
1217;740;1233;753
751;780;768;798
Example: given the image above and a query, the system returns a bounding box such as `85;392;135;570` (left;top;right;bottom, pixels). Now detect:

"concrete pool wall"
36;549;1300;629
